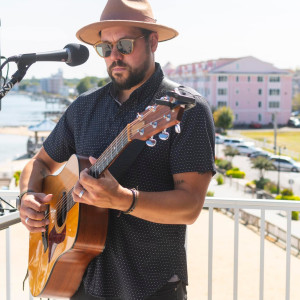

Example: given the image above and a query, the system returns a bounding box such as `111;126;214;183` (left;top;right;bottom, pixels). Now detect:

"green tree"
251;156;275;179
292;93;300;111
223;146;239;162
76;77;92;94
98;77;111;87
213;106;234;132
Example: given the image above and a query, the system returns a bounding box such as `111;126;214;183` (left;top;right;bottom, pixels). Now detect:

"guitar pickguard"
48;225;66;263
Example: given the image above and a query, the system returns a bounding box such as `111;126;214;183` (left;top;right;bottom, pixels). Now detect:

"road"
216;144;300;195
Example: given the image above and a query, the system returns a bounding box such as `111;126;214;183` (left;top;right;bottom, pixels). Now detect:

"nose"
110;44;123;61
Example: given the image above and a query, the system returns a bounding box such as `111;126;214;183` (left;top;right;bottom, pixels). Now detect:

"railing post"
6;227;11;300
286;211;291;300
234;208;239;300
259;209;265;300
208;207;213;300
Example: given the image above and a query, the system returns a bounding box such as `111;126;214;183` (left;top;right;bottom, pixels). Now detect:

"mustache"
109;60;128;71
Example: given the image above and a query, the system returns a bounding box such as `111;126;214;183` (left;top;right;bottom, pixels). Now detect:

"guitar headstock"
129;91;195;142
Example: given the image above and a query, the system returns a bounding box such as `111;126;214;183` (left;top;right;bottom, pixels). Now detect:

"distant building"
40;69;64;94
164;56;293;126
293;69;300;98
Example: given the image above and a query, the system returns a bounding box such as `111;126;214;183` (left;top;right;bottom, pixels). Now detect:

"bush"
254;177;270;190
275;195;300;201
13;171;21;187
215;159;232;171
216;174;224;185
292;211;299;221
281;188;294;196
226;169;245;179
206;191;215;197
264;181;278;194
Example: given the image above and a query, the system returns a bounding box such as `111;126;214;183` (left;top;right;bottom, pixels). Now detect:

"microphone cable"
0;56;10;87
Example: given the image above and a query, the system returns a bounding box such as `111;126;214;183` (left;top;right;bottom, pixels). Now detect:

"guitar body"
28;154;109;298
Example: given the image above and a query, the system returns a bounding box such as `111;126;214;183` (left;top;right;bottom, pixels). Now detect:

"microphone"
7;43;89;67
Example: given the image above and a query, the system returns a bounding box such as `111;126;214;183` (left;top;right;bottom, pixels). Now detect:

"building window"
236;101;239;106
236;89;239;94
258;89;262;95
269;89;280;96
235;114;238;121
258;101;262;107
257;76;263;82
236;76;239;82
269;101;280;108
248;76;251;82
269;76;280;82
218;88;227;95
258;114;262;121
217;101;227;107
218;76;227;82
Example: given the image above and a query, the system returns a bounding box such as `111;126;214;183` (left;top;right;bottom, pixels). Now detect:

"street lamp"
277;145;286;195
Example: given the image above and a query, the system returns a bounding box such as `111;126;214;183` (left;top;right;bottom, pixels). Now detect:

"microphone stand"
0;61;32;110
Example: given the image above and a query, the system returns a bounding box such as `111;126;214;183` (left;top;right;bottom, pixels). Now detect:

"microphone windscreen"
64;43;89;67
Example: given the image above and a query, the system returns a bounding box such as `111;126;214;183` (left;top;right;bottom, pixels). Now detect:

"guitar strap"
108;77;180;181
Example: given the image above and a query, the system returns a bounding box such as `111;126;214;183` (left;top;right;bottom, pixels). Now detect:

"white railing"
1;191;300;300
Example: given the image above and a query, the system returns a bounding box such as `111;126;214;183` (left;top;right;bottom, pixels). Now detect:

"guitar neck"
89;125;131;178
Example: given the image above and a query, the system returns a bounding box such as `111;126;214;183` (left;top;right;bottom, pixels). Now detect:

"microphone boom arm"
0;61;32;110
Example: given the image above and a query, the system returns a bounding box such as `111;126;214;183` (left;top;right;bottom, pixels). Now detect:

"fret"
89;128;130;179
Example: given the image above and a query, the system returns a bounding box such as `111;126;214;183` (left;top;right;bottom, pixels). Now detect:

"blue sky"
1;0;299;79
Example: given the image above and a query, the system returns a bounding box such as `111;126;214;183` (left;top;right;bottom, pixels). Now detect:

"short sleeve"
43;103;76;163
170;95;216;175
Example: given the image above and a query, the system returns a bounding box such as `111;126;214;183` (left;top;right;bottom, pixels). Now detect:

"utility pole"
273;112;277;154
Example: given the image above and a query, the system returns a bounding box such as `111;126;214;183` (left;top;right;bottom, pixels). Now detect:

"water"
0;93;64;163
0;93;62;126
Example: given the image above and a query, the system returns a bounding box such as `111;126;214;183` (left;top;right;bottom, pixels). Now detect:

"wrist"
16;189;35;210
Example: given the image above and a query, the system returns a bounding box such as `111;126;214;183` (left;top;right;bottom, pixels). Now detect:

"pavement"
2;177;300;299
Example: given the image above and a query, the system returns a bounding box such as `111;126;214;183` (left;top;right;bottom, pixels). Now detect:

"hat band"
101;14;157;23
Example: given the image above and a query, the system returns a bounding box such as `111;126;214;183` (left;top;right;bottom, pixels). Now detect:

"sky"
0;0;299;80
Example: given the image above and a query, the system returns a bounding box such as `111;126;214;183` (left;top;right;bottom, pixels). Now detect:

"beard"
108;57;151;91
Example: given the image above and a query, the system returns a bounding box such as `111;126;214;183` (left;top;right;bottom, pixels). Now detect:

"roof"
28;119;57;132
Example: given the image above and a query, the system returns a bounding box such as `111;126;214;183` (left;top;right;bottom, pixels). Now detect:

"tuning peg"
146;136;157;147
175;123;181;134
159;129;169;141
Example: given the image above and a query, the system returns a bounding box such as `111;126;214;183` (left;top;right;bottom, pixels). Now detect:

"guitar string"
48;109;174;222
50;108;175;222
46;106;173;222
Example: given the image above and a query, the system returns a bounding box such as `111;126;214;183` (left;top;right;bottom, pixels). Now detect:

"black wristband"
123;189;138;214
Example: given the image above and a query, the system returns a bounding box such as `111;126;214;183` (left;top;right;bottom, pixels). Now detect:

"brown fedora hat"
76;0;178;45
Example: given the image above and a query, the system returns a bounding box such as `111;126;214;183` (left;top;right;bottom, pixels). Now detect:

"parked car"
268;155;300;172
234;144;261;156
223;138;244;146
287;117;300;128
248;150;271;159
249;122;262;129
215;134;225;144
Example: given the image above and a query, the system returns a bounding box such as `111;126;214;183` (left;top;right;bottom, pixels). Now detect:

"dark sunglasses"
94;36;145;58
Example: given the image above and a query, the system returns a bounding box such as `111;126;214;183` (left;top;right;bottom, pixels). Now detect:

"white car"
223;138;244;146
269;155;300;172
235;144;261;156
215;134;225;144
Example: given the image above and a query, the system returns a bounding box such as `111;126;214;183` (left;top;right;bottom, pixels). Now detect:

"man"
18;0;215;299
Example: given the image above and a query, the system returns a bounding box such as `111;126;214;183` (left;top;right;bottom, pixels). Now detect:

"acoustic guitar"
28;91;194;298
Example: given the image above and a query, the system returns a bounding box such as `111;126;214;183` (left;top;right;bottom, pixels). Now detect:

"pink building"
164;57;292;126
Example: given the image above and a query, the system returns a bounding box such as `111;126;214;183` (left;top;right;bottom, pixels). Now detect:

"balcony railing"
1;191;300;300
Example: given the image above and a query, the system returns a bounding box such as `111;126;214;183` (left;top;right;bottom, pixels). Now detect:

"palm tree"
223;146;239;162
251;156;275;179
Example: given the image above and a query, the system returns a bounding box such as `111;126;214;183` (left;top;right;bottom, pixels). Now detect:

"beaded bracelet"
123;188;138;214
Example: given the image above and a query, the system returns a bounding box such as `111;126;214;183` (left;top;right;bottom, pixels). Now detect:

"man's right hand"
19;193;52;232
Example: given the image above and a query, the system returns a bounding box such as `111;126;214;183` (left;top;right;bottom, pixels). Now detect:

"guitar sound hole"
57;191;67;227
